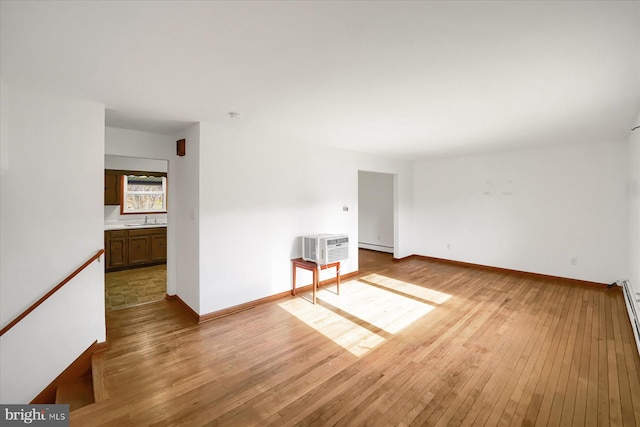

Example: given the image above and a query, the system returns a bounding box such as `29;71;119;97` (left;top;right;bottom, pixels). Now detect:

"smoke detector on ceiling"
228;112;242;119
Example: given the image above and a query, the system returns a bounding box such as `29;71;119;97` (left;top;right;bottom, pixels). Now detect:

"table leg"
292;265;296;296
336;262;340;295
312;268;317;304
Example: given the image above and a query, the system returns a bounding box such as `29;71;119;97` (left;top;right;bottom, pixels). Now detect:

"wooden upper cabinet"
104;171;120;205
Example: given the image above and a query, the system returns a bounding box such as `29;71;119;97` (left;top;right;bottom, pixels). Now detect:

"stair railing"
0;249;105;336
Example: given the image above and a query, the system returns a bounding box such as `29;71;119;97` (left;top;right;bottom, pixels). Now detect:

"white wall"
358;171;394;252
0;85;105;403
196;121;412;315
412;141;629;284
0;79;8;173
174;124;200;312
629;111;640;295
105;154;167;172
104;127;177;295
104;208;168;224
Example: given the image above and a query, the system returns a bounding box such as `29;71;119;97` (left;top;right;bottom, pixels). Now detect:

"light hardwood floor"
72;250;640;426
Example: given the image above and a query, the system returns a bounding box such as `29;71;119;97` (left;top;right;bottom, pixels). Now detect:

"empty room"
1;1;639;426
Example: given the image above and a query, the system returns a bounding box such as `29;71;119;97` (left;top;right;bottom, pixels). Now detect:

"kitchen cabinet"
105;230;127;270
104;170;120;205
128;234;151;266
151;234;167;263
105;227;166;272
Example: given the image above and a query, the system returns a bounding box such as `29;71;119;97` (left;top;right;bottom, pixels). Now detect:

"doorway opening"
358;171;395;254
104;155;168;311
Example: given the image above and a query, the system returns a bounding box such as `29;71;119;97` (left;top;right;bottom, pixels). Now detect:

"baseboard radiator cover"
621;280;640;356
358;242;394;254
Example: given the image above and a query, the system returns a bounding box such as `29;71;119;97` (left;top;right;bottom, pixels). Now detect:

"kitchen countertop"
105;223;167;231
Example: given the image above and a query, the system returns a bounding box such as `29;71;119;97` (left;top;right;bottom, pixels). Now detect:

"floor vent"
621;280;640;356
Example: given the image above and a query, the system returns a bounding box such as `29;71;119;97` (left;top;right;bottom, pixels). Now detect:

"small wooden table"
291;258;340;304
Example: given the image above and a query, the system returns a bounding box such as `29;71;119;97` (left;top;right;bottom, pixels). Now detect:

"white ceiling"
1;1;639;159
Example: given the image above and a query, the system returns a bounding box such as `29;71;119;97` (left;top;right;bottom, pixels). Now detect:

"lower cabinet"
105;230;128;270
105;227;166;272
128;234;151;266
151;234;167;263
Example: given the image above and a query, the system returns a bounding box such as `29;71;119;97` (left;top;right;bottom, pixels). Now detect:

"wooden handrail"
0;249;105;336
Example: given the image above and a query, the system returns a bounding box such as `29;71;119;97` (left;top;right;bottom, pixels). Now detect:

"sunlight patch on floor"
279;275;450;357
360;273;452;305
317;281;434;334
279;293;386;356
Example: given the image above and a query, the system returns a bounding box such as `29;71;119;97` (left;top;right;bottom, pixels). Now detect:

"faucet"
144;215;149;224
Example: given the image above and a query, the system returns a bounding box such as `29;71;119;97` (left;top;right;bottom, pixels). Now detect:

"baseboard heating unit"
621;280;640;356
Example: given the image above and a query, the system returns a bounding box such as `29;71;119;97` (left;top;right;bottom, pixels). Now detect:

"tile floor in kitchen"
104;264;166;310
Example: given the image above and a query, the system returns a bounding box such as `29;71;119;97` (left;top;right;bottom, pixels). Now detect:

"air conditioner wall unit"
302;234;349;265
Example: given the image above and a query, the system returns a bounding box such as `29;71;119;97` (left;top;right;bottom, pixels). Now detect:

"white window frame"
120;175;167;214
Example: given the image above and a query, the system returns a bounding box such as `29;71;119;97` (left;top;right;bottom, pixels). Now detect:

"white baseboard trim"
358;242;394;253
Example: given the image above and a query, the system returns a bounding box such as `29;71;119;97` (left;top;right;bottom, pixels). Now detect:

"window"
120;174;167;214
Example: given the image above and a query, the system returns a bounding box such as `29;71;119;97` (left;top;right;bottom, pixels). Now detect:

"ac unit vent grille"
328;245;349;263
303;237;317;262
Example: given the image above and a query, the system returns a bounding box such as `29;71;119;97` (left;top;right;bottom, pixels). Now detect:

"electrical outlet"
446;243;451;250
571;257;578;265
